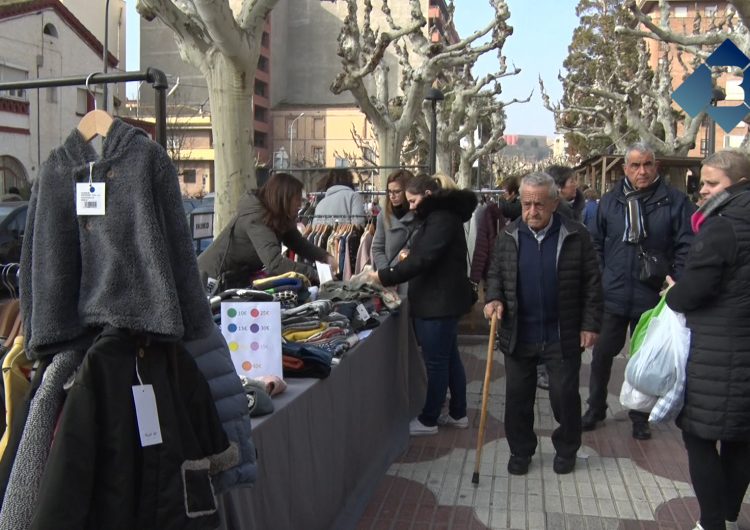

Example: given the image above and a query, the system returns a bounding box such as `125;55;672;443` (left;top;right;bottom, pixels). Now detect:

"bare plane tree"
331;0;515;189
542;0;708;158
136;0;278;233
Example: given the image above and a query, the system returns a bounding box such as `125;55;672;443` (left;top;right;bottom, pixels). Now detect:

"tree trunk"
457;153;473;189
205;55;255;234
376;128;402;190
435;150;452;178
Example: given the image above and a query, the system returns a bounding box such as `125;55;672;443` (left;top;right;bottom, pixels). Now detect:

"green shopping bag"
628;295;668;358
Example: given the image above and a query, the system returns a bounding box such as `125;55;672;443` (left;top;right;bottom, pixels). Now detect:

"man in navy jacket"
582;142;694;440
484;172;602;476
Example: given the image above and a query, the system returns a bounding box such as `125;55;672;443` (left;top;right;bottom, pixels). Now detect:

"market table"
217;307;425;530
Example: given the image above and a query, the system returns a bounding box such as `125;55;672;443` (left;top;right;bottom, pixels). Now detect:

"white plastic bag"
619;380;658;412
625;305;690;397
649;320;690;423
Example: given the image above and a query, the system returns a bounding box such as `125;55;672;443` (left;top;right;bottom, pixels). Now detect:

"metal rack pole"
0;68;169;148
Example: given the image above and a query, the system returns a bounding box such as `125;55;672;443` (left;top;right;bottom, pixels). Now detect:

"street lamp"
289;112;305;168
424;88;444;175
705;87;726;155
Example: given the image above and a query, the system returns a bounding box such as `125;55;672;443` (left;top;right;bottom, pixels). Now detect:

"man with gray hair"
582;142;694;440
484;172;602;476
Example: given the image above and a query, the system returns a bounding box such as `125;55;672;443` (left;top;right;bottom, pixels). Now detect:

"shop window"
313;118;325;139
76;88;88;115
313;147;325;165
254;79;267;97
182;169;196;184
43;23;58;37
673;6;688;17
0;64;28;100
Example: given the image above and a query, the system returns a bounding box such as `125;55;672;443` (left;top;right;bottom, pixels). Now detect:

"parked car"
0;202;29;265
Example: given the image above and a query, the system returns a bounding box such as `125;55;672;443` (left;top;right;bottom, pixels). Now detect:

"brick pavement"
356;337;750;530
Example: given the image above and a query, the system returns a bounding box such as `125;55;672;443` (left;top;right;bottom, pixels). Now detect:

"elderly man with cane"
483;172;602;475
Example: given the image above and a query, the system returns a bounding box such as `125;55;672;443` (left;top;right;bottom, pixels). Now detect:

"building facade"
138;1;455;194
638;0;742;156
0;0;116;191
140;9;272;192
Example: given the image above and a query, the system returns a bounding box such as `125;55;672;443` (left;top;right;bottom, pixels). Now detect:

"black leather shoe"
553;455;576;474
581;409;606;431
632;422;651;440
507;454;532;475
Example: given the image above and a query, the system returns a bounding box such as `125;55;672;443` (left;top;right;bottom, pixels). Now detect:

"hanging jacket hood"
415;189;477;222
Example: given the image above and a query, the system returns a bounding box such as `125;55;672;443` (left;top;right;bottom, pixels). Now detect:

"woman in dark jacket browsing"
369;175;477;436
198;172;333;291
664;150;750;530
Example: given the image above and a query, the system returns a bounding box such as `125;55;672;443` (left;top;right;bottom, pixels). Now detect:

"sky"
125;0;580;137
452;0;579;137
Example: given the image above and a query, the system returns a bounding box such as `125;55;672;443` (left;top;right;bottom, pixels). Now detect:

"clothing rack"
0;68;169;148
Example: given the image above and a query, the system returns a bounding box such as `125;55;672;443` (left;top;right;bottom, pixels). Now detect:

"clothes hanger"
76;73;113;142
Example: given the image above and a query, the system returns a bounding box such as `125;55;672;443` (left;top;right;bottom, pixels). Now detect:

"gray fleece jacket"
20;119;214;358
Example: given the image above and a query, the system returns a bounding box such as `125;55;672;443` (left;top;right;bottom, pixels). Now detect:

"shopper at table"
312;168;367;226
198;172;334;292
664;150;750;530
372;169;419;271
368;175;477;436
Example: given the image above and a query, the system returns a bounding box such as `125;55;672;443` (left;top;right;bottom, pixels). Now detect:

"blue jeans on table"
413;317;466;427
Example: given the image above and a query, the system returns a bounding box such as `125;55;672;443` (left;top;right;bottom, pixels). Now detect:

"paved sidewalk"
357;336;750;530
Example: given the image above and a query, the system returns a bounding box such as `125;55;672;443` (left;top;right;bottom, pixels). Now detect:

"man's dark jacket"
379;189;477;318
590;177;694;319
557;188;585;222
485;214;603;358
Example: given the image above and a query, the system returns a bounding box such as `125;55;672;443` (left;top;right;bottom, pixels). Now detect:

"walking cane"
472;313;498;485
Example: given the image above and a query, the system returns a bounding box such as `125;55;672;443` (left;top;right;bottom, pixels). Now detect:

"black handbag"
637;245;671;289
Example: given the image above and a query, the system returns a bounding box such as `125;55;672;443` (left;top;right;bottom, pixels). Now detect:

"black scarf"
392;203;409;219
622;176;661;243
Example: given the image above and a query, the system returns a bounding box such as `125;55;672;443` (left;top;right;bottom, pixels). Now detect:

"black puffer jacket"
485;214;603;358
378;189;477;318
666;181;750;441
31;328;232;530
590;178;694;319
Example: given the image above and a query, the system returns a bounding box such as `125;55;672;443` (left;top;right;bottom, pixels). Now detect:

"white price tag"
315;262;333;285
76;182;106;216
132;384;163;447
355;303;370;321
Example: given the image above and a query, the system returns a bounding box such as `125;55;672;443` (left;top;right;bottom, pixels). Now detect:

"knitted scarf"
690;189;732;233
622;177;661;243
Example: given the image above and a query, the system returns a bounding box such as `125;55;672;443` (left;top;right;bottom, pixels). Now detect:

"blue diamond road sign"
672;39;750;132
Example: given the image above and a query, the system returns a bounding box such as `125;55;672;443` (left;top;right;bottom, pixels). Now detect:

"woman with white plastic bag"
664;151;750;530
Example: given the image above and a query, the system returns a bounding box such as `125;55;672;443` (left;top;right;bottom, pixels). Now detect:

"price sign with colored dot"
220;301;283;379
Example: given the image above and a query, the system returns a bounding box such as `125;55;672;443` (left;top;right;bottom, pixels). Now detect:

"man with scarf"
581;142;694;440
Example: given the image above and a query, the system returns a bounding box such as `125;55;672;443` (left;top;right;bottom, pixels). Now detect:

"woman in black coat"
665;150;750;530
369;175;477;436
